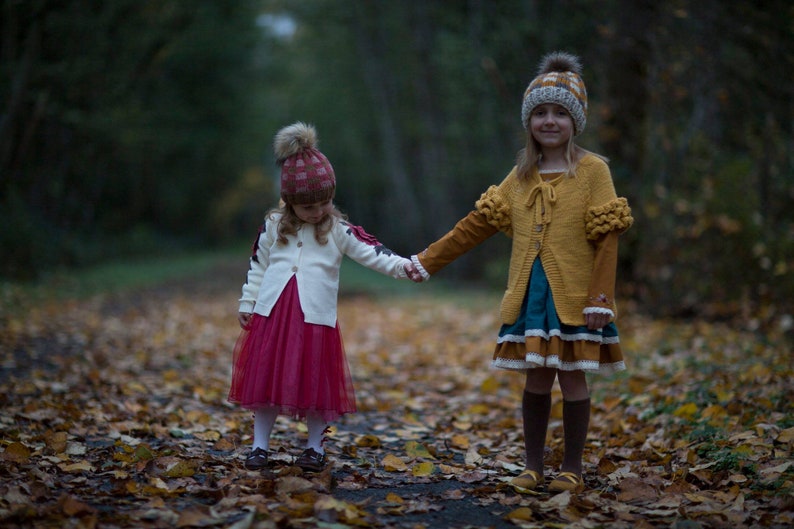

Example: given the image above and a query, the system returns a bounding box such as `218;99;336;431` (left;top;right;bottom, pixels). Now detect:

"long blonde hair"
515;134;606;180
269;202;346;245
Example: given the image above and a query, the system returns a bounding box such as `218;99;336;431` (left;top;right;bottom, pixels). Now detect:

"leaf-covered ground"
1;263;792;529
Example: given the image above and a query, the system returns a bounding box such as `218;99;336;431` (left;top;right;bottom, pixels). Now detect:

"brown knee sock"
522;391;551;473
561;398;591;476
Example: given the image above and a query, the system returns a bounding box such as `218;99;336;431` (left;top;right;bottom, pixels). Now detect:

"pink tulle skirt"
228;276;356;422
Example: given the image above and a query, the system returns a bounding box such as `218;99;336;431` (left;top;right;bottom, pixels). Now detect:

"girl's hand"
404;263;423;282
238;312;253;329
585;311;610;330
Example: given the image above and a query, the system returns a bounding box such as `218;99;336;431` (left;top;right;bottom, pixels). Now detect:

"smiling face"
529;103;575;151
291;199;334;224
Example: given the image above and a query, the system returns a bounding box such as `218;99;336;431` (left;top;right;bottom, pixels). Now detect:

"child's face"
292;200;334;224
529;103;574;149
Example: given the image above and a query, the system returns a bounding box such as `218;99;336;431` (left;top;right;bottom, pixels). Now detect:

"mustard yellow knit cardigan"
417;154;633;326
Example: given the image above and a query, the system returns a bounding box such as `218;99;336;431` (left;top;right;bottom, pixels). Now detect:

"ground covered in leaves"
1;262;792;528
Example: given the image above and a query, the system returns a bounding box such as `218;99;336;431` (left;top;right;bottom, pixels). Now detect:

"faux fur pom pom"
274;122;317;162
537;51;582;75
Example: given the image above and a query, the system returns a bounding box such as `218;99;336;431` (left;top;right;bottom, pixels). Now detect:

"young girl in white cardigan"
229;122;420;472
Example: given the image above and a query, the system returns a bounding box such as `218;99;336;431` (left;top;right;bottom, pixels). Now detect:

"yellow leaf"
715;388;735;403
162;459;196;478
673;402;698;419
505;507;534;522
385;492;404;504
480;376;499;394
314;495;363;521
702;404;726;418
405;441;432;458
777;427;794;444
450;434;470;449
194;430;221;441
355;434;382;448
58;460;95;473
438;463;462;475
452;419;472;430
275;476;314;494
381;454;407;472
412;461;435;477
467;403;491;415
162;369;180;382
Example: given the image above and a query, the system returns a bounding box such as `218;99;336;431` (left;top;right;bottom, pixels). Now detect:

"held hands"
404;262;424;283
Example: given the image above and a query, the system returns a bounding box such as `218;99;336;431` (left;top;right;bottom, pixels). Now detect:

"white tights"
252;407;328;454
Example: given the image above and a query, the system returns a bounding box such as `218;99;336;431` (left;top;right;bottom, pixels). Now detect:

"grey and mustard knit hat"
521;52;588;136
274;122;336;205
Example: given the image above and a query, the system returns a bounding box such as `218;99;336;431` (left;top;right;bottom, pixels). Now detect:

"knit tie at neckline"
527;179;558;226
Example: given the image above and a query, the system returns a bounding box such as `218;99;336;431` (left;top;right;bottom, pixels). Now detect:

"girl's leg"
245;406;277;470
306;412;328;454
521;368;557;472
296;412;329;472
556;370;590;476
253;406;278;451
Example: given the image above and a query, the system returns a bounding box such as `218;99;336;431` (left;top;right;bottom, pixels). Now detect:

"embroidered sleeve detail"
589;292;612;305
585;197;633;240
342;221;396;256
475;185;512;234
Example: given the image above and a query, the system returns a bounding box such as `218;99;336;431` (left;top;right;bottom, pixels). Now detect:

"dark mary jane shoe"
244;447;269;470
296;448;326;472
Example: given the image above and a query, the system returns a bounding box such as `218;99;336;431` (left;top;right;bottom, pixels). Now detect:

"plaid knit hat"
274;122;336;205
521;52;588;136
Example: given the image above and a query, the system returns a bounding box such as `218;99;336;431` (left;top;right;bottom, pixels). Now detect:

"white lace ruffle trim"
491;355;626;374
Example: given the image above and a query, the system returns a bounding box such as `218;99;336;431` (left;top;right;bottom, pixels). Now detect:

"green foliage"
2;0;793;320
1;0;270;275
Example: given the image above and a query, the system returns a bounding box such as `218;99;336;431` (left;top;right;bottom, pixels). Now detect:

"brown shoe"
510;469;544;491
548;471;584;493
244;447;269;470
295;448;326;472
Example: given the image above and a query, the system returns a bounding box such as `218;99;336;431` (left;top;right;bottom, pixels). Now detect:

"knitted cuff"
411;255;431;281
585;197;633;240
582;306;615;318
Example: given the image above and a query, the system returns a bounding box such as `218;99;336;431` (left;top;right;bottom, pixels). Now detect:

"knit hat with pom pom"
521;52;588;136
274;122;336;205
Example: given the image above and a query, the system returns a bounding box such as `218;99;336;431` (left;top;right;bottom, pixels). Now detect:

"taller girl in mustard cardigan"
412;52;633;493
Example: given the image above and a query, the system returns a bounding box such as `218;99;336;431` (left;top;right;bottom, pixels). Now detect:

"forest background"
2;0;793;323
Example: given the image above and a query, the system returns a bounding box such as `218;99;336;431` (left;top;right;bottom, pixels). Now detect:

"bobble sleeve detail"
585;197;633;240
475;185;512;235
